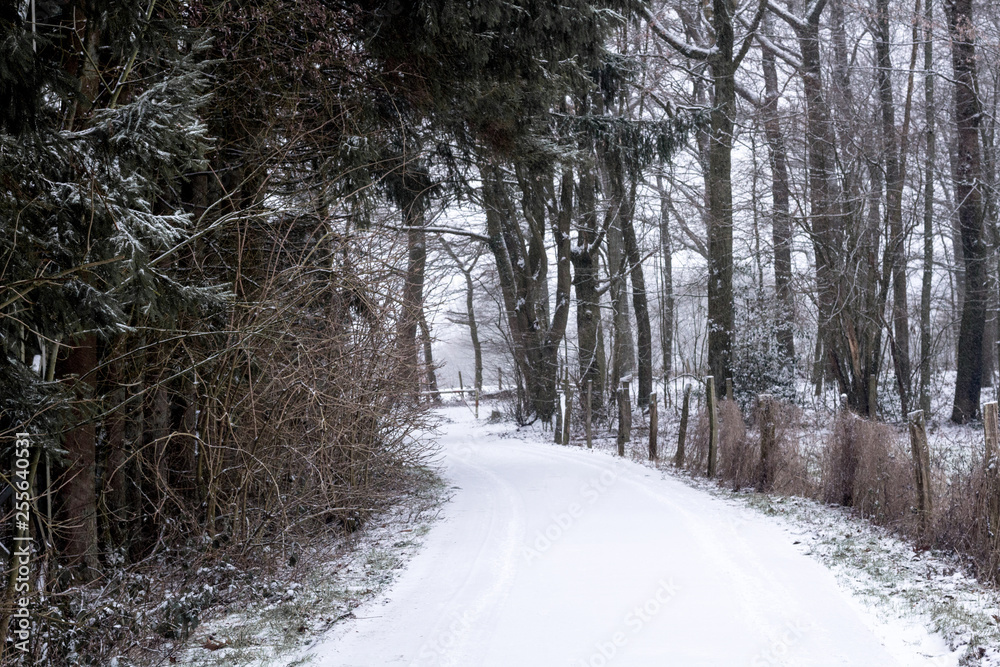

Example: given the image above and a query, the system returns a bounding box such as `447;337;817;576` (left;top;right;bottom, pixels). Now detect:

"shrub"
821;413;913;529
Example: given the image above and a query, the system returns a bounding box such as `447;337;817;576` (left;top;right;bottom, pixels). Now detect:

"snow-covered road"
303;407;948;666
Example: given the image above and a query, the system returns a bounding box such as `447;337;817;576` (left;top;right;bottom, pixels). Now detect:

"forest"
3;0;1000;664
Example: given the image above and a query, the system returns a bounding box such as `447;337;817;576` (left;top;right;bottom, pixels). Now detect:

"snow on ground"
296;404;983;666
672;483;1000;667
169;468;447;667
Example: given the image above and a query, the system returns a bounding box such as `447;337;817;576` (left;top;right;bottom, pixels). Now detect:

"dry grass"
716;399;753;489
686;398;807;496
689;396;1000;585
820;413;914;531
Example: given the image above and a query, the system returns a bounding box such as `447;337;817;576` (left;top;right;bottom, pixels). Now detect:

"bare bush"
9;217;436;664
932;459;1000;581
684;410;710;475
753;398;809;496
821;413;913;529
684;395;1000;584
716;400;754;489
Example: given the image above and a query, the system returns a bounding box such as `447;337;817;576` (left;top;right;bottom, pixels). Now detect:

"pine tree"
0;1;216;576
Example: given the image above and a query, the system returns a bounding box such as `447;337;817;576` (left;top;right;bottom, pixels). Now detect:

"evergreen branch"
108;0;158;109
0;256;126;311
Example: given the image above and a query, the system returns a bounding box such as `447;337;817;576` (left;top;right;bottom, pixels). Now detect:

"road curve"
303;406;940;667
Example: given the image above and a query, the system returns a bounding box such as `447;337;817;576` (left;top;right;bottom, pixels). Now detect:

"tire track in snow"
303;408;948;666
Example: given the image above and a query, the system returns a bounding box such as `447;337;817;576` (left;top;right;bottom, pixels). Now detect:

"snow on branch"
641;7;716;61
765;1;807;32
383;224;490;242
752;29;803;70
805;0;830;24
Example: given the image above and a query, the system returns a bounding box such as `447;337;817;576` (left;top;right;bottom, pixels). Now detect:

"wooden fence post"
563;380;573;446
675;384;690;468
983;402;1000;559
622;380;631;440
617;385;625;456
985;402;998;461
907;409;933;539
458;370;464;400
706;376;718;478
498;367;503;392
868;374;878;419
758;394;775;492
725;377;733;402
649;393;658;461
586;380;593;449
554;389;563;444
617;381;631;456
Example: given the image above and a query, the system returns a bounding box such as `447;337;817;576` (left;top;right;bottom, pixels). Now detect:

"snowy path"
302;407;947;667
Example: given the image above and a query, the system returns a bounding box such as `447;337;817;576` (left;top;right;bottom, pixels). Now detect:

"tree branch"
642;6;716;60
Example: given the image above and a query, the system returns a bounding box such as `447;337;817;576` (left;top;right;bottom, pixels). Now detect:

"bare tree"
947;0;988;422
440;236;485;392
644;0;766;389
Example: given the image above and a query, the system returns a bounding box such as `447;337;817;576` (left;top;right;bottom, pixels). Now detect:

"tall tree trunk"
397;188;427;398
56;334;100;575
706;0;736;388
439;238;482;394
656;175;674;378
775;0;881;415
920;0;935;415
948;0;987;423
573;161;605;415
981;100;999;387
418;311;440;401
605;158;635;392
797;9;847;403
760;19;795;363
875;0;912;416
621;176;653;408
461;274;482;393
481;162;571;421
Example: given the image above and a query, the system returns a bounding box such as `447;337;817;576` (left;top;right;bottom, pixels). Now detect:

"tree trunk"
605;157;635;393
656;176;674;378
573;160;605;416
760;19;795;363
462;273;482;393
920;0;935;415
706;0;736;388
56;334;100;574
797;11;844;401
481;162;571;421
875;0;912;416
621;177;653;409
398;193;426;398
948;0;987;423
981;78;999;387
777;2;883;415
439;238;483;394
418;311;440;401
